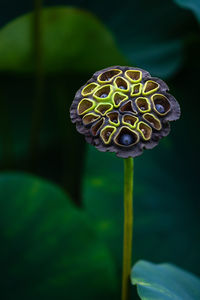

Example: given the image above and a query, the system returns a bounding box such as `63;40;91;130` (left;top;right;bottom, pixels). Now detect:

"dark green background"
0;0;199;299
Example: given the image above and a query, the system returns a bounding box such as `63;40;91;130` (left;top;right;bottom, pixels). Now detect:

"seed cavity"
122;114;139;129
114;126;139;147
91;118;105;136
135;97;151;113
143;80;159;95
98;69;122;83
114;76;129;91
112;92;128;107
143;113;161;130
81;82;99;96
125;70;142;83
137;121;152;140
100;126;116;144
77;98;95;115
95;103;113;116
120;100;137;114
151;94;171;115
93;85;112;100
82;113;100;125
107;112;120;126
131;83;142;96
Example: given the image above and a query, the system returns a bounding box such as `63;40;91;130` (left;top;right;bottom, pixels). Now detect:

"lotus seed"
119;133;133;146
100;93;108;98
155;103;165;113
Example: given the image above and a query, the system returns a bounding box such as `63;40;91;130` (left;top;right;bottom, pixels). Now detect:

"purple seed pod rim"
70;65;181;158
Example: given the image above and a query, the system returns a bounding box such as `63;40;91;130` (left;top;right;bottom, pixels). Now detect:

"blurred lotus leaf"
74;0;197;78
0;172;117;300
174;0;200;22
131;260;200;300
0;6;126;73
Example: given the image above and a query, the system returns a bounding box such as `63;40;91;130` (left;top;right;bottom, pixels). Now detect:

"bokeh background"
0;0;200;299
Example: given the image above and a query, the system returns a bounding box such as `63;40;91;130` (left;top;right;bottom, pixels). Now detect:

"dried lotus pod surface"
70;66;181;158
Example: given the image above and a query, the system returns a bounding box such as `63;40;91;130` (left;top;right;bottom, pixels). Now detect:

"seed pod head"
70;66;180;158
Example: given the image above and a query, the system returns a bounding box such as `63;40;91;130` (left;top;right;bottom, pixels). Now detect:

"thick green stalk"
122;157;134;300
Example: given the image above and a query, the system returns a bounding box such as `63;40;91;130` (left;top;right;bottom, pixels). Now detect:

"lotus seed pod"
70;66;181;158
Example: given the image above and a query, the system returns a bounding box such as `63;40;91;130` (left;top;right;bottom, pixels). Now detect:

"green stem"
122;157;134;300
0;95;13;168
29;0;44;165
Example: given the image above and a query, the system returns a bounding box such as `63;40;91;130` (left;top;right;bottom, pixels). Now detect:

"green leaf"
77;0;196;78
131;260;200;300
174;0;200;22
0;172;117;300
0;6;126;73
